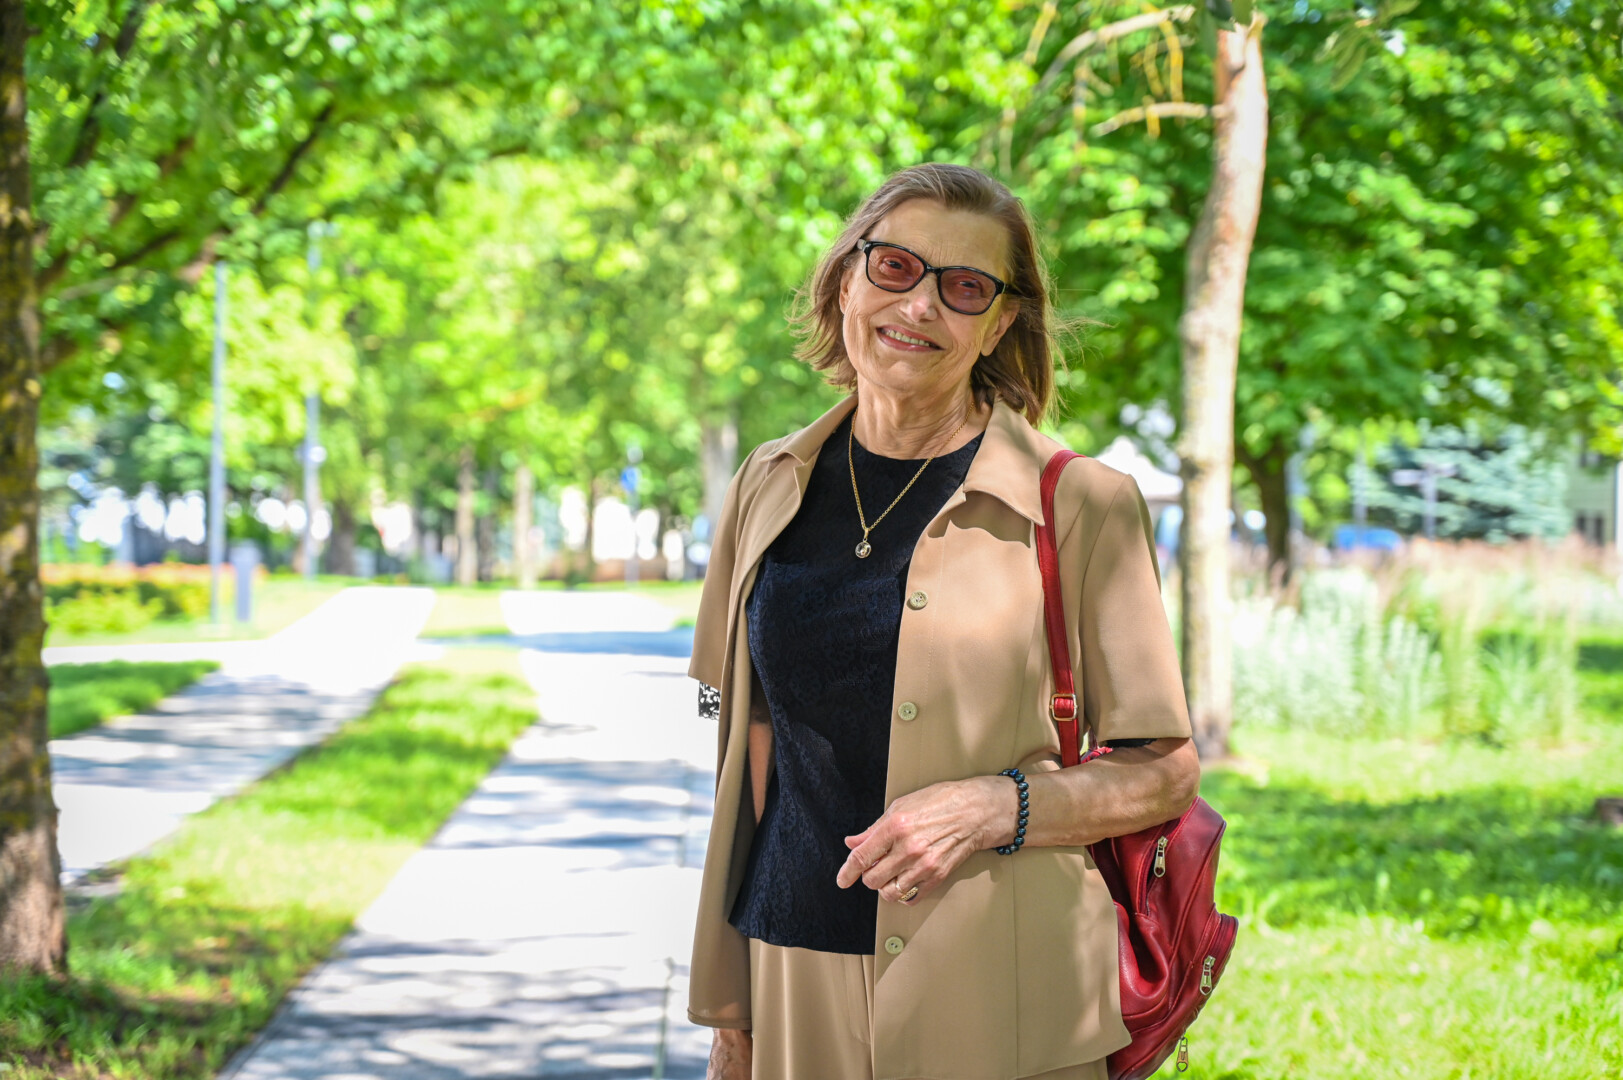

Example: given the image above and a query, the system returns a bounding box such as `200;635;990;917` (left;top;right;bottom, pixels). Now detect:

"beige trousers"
747;939;1109;1080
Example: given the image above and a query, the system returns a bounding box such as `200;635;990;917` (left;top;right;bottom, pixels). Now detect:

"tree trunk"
327;497;357;577
514;463;534;588
1176;15;1268;763
581;475;598;581
1237;433;1292;584
0;0;67;975
454;446;476;587
475;465;497;582
700;411;738;542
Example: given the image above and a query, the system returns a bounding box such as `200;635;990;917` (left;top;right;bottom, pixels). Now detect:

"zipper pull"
1153;835;1169;877
1176;1036;1190;1072
1200;955;1215;995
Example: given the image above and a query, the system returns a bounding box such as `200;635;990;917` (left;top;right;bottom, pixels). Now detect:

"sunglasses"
854;239;1011;316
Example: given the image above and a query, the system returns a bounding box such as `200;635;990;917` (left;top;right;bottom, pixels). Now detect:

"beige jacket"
686;396;1193;1080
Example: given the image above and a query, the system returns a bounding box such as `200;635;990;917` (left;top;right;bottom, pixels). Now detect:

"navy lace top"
727;413;983;954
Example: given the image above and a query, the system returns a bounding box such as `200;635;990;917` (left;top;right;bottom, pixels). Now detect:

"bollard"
230;541;261;624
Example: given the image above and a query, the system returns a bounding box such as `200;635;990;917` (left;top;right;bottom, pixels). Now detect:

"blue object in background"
1333;525;1403;552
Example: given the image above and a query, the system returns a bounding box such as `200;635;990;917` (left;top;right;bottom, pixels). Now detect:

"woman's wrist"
974;773;1023;851
994;769;1030;854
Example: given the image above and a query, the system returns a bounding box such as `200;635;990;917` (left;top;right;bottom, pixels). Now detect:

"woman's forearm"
980;738;1201;851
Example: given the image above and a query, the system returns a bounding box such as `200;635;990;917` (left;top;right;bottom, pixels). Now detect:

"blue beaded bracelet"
996;768;1029;855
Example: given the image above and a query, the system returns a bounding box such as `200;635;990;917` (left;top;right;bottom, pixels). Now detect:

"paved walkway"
222;589;715;1080
49;586;437;883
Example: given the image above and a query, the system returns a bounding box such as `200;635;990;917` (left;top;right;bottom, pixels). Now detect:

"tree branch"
1033;6;1196;101
250;100;336;215
76;104;335;281
39;131;196;293
64;0;151;169
1090;100;1220;137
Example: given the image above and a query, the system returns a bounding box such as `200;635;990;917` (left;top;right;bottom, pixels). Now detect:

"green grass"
0;648;537;1080
419;587;510;637
1166;628;1623;1078
47;661;221;738
44;578;348;648
420;581;705;636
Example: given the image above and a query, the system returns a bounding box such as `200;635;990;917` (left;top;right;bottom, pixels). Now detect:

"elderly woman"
687;163;1200;1080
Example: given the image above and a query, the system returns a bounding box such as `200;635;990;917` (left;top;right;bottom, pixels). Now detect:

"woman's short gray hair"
790;163;1066;423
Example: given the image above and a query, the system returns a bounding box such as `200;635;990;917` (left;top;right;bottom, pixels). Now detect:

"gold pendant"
855;540;872;559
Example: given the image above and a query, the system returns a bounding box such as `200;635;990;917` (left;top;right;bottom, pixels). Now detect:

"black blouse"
728;413;983;954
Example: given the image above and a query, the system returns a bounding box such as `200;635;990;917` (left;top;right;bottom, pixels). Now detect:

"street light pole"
208;261;228;623
302;222;333;580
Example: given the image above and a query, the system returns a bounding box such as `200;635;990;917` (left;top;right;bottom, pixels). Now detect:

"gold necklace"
848;412;969;559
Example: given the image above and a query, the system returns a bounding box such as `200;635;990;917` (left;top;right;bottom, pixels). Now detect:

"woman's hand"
708;1029;752;1079
836;775;1016;904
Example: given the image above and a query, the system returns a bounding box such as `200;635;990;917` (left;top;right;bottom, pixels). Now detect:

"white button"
897;701;918;722
907;590;928;610
884;935;905;955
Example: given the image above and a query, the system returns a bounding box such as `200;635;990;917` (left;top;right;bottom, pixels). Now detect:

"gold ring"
898;884;919;903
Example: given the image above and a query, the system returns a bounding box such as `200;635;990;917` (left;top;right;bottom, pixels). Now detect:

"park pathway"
48;586;436;883
221;589;715;1080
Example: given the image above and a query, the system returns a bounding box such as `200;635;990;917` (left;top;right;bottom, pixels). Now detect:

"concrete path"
222;589;715;1080
50;586;437;883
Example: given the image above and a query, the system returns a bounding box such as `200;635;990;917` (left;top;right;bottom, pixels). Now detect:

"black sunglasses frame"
854;239;1011;316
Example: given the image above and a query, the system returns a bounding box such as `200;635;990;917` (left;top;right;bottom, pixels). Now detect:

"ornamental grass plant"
1234;541;1601;743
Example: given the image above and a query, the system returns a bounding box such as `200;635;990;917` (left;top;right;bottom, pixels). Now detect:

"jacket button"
884;935;905;955
907;590;928;610
897;701;918;722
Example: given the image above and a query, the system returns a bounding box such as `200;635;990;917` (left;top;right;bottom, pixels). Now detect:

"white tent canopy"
1093;436;1182;503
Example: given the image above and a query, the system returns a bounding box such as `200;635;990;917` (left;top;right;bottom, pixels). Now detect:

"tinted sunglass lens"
941;271;997;314
868;246;924;290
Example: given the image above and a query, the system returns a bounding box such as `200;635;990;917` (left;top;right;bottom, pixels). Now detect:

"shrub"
41;563;233;631
46;592;162;636
1235;545;1588;742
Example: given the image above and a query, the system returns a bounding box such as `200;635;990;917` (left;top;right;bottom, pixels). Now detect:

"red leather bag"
1038;450;1239;1080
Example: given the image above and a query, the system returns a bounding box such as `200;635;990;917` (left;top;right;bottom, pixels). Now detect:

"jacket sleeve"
1078;474;1193;743
688;447;755;697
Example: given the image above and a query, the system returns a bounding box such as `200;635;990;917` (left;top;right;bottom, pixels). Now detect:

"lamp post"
302;221;336;579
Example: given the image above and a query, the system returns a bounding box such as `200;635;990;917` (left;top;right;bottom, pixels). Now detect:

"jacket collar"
766;395;1054;526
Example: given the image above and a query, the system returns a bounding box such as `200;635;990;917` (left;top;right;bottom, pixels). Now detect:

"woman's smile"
876;324;941;351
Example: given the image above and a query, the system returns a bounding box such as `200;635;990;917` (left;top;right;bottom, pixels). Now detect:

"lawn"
419;580;705;637
417;585;511;637
1168;629;1623;1078
47;660;221;738
44;577;347;648
0;648;537;1080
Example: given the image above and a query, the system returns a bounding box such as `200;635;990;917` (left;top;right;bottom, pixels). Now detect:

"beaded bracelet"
996;768;1029;855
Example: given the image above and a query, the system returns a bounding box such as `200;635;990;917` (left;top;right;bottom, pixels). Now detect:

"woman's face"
839;199;1021;406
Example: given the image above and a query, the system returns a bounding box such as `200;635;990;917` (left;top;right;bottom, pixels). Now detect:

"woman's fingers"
835;825;891;888
863;835;947;895
840;779;998;895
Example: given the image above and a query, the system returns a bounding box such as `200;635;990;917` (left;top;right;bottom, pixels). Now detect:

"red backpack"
1038;450;1239;1080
